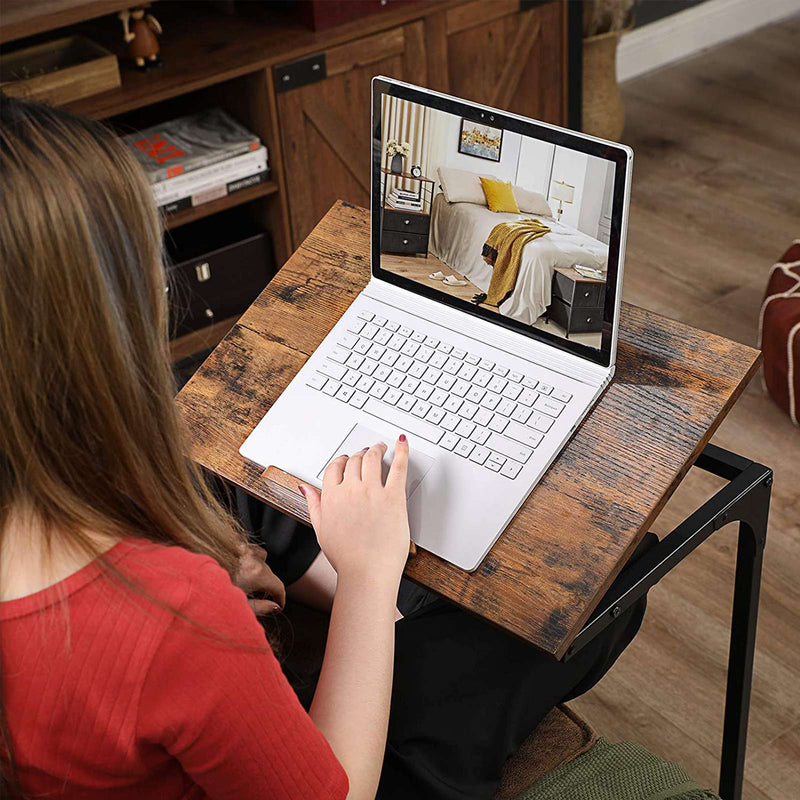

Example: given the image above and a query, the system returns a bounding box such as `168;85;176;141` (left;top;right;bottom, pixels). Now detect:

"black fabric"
239;493;656;800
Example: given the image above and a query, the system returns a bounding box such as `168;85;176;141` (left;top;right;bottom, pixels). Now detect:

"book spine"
159;169;268;215
153;147;267;204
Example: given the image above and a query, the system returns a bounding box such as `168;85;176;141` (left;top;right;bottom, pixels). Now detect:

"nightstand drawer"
552;270;604;308
383;208;430;235
382;229;428;254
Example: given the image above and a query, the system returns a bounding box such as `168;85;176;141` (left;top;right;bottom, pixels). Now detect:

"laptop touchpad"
317;424;435;500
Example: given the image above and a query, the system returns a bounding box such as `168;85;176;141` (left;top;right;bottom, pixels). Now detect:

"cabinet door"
276;22;427;248
431;0;567;125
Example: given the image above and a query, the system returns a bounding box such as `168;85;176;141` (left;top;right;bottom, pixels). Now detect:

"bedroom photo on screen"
379;96;616;349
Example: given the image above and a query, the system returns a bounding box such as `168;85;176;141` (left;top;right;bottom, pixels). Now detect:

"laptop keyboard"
305;310;573;480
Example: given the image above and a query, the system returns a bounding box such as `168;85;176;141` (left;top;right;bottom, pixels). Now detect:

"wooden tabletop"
176;200;761;659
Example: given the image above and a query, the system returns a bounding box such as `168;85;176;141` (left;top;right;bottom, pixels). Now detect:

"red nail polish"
298;485;306;497
399;434;407;442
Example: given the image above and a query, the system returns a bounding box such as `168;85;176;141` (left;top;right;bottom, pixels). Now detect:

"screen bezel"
371;78;629;368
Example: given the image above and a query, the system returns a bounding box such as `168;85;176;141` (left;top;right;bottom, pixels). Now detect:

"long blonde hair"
0;93;246;796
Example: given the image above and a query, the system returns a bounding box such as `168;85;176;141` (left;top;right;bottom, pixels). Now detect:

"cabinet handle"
403;239;409;245
404;219;410;225
204;308;214;320
584;291;590;297
586;317;592;323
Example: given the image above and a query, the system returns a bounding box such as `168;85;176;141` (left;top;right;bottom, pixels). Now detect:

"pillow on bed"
513;186;553;217
480;177;520;213
437;166;496;205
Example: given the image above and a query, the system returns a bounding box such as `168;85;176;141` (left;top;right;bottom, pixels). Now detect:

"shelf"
164;180;278;231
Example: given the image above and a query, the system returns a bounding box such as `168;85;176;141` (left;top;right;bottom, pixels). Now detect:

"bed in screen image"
379;96;616;350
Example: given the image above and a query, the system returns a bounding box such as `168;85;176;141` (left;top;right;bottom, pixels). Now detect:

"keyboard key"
306;372;327;391
504;421;543;449
322;380;340;396
354;339;371;355
485;458;502;472
320;360;347;381
430;388;448;406
388;334;405;350
474;369;492;388
408;362;427;379
381;350;399;366
487;452;506;468
374;329;392;345
452;379;470;397
500;460;522;480
534;394;565;418
474;408;493;427
522;376;539;390
397;394;416;412
480;392;501;410
509;371;524;383
335;385;354;403
416;346;434;363
441;413;459;431
399;326;413;337
363;397;443;444
458;401;478;420
488;415;509;434
367;343;386;360
423;367;442;384
497;399;516;417
415;383;433;401
444;396;463;413
401;341;420;357
527;412;554;433
385;321;400;332
401;376;420;393
356;375;374;392
346;353;364;369
349;390;368;409
411;331;426;343
458;363;478;381
342;370;360;387
360;359;377;376
329;346;350;363
384;388;402;405
519;388;538;407
374;315;387;326
469;446;490;465
467;386;486;403
512;406;532;424
538;383;553;395
411;400;431;418
455;419;475;438
429;352;448;369
502;383;523;401
361;323;379;340
487;433;533;464
479;358;495;371
347;319;365;335
465;353;481;365
374;365;392;382
552;389;572;403
427;407;446;425
471;426;491;446
493;365;509;377
488;376;507;393
455;439;475;458
395;355;414;372
452;348;467;359
387;371;404;388
338;333;359;349
443;357;461;375
357;310;374;321
438;374;456;391
440;432;459;451
369;383;388;399
428;336;443;348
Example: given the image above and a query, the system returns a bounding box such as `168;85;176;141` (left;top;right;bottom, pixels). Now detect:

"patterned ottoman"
759;241;800;425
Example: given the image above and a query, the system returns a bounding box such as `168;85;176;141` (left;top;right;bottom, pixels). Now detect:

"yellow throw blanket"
476;219;551;307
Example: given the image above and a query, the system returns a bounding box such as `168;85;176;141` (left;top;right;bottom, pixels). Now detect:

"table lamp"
550;179;574;220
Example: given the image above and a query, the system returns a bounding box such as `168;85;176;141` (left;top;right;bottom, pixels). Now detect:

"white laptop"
240;77;633;572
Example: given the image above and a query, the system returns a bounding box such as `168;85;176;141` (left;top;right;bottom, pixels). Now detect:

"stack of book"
386;187;423;212
123;108;269;215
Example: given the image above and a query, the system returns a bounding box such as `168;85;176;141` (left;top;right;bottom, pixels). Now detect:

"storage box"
0;36;120;106
166;214;276;339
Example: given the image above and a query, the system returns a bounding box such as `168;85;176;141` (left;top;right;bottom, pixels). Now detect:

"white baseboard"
617;0;800;82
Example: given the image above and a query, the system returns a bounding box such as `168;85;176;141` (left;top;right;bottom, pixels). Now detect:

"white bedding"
429;193;608;325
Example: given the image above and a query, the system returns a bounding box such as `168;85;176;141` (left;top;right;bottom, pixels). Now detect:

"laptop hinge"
364;278;611;388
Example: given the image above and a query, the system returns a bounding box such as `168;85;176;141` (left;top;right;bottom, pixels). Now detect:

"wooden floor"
569;17;800;800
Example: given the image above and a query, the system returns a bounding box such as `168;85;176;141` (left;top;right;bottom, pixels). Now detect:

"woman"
1;94;649;800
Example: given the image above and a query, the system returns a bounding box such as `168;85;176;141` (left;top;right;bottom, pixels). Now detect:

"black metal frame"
564;444;772;800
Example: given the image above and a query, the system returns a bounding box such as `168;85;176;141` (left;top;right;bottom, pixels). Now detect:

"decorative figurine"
119;6;163;71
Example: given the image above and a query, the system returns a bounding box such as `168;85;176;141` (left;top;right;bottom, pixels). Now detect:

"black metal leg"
719;482;770;800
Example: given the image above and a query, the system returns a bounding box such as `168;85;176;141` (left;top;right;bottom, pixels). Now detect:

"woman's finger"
300;483;322;533
344;447;367;481
386;434;409;494
322;454;348;491
362;442;387;486
249;598;282;617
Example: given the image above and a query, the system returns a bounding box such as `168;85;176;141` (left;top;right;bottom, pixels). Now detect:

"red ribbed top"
1;538;348;799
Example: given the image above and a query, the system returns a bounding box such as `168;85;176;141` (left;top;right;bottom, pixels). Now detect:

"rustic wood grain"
176;201;760;658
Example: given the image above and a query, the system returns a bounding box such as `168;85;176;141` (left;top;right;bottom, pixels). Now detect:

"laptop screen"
371;78;631;368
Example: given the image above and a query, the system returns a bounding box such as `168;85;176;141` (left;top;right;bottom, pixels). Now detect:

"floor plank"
569;16;800;800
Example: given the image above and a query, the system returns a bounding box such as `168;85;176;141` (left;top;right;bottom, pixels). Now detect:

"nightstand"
381;207;431;256
546;266;606;338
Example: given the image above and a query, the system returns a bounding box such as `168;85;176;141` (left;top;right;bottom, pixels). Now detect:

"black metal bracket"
564;444;772;800
274;53;326;93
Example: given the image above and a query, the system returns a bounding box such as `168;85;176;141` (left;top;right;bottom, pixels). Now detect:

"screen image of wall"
379;96;616;350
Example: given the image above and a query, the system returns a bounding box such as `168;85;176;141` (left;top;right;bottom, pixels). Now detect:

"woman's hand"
299;436;410;586
234;543;286;615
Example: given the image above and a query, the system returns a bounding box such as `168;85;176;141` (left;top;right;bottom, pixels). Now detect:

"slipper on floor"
428;271;446;280
443;275;467;286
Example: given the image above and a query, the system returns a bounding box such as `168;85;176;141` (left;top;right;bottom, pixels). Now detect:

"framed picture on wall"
458;118;503;162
